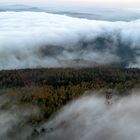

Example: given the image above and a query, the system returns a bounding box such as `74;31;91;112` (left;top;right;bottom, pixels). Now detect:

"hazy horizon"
0;0;140;9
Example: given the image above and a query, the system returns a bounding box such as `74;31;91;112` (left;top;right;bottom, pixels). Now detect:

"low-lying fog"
0;94;39;140
35;90;140;140
1;90;140;140
0;12;140;70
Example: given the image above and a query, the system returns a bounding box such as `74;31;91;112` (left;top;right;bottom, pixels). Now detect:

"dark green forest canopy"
0;67;140;89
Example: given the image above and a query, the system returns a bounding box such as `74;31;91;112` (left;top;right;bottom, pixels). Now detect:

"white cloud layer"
0;11;140;70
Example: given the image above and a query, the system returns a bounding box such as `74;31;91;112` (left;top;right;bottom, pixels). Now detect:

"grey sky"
0;0;140;8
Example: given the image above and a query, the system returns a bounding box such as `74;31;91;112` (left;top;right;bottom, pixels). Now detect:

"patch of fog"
34;90;140;140
1;90;140;140
0;94;39;140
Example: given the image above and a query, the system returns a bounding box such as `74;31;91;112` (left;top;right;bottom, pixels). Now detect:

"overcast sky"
0;0;140;8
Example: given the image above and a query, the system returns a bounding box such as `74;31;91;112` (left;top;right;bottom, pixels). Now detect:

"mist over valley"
0;2;140;140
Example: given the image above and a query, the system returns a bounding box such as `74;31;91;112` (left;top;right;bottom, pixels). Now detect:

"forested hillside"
0;67;140;121
1;67;140;89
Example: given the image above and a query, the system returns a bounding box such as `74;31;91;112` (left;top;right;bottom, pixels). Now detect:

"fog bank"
34;90;140;140
0;12;140;69
1;90;140;140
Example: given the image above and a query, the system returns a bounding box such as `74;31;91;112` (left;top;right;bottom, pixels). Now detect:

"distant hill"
0;4;43;12
0;4;139;21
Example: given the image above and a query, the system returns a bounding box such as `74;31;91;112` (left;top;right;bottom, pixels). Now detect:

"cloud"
33;90;140;140
0;11;140;70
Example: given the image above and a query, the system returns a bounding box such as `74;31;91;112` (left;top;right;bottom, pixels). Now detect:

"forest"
0;67;140;122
